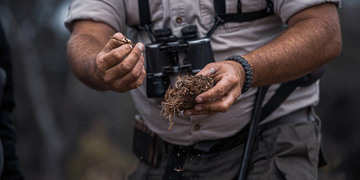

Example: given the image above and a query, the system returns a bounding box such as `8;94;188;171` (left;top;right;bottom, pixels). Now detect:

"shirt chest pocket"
124;0;164;28
199;0;268;34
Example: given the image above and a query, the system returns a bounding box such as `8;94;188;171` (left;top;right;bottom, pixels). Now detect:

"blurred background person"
0;21;24;180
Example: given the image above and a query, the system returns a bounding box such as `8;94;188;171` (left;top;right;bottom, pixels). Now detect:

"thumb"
196;63;218;77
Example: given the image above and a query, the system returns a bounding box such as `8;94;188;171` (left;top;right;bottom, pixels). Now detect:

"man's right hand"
95;33;146;92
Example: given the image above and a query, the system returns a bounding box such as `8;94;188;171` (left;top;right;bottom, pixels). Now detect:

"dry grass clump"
161;75;215;129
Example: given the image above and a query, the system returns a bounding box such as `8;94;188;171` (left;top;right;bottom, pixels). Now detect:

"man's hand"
95;33;146;92
184;61;245;115
67;21;146;92
184;3;341;116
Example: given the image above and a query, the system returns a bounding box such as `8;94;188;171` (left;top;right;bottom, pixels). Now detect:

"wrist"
225;55;253;93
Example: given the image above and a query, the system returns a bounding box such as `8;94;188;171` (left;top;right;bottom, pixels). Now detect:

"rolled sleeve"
273;0;342;24
64;0;126;32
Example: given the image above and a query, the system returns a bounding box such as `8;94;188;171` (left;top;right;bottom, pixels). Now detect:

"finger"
194;92;237;113
104;43;144;82
98;44;133;71
195;77;235;103
102;33;125;53
109;56;144;87
129;68;146;89
112;66;146;93
196;63;218;76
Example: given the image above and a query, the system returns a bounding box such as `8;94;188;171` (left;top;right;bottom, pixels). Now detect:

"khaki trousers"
129;107;322;180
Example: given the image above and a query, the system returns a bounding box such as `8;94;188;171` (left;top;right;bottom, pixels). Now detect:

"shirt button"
193;124;201;131
175;16;183;24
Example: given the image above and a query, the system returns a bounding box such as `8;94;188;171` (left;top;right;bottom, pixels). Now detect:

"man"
65;0;342;179
0;22;25;180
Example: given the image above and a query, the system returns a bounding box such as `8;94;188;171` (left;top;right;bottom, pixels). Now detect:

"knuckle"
96;56;105;69
215;87;226;96
120;63;132;72
113;50;124;60
220;88;227;95
228;76;238;84
130;70;139;80
136;68;143;76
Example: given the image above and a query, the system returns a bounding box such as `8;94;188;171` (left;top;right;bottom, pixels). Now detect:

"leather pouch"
132;127;162;168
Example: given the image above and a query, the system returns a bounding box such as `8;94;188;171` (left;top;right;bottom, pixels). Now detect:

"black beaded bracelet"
225;55;253;94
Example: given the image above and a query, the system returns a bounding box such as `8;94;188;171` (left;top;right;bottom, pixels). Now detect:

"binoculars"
145;25;214;98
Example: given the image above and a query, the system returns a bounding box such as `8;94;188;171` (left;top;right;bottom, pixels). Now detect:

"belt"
134;116;253;153
133;107;311;167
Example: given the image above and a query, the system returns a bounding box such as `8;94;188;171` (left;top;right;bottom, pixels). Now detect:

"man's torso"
65;0;329;145
126;0;319;145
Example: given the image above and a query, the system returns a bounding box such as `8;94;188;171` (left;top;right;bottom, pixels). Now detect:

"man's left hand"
184;60;246;115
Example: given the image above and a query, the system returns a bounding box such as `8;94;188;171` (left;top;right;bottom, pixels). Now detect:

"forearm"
244;3;342;87
67;22;115;90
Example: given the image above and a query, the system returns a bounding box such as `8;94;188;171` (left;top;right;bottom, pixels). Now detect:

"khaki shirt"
65;0;340;145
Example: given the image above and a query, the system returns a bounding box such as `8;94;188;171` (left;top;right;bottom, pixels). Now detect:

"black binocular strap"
238;86;269;180
138;0;151;27
214;0;274;22
214;0;226;16
208;0;274;37
138;0;156;42
238;69;324;180
261;68;324;121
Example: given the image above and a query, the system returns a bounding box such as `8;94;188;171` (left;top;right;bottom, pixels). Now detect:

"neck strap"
137;0;274;39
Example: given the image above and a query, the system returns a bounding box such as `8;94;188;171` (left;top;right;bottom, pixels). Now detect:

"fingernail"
195;105;203;111
137;43;144;51
208;67;216;75
126;44;132;49
196;97;203;103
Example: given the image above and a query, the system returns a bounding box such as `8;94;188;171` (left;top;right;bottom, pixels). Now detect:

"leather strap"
207;0;274;37
138;0;151;27
261;68;324;121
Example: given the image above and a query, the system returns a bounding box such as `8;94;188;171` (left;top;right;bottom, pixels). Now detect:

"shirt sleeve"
273;0;342;24
64;0;126;33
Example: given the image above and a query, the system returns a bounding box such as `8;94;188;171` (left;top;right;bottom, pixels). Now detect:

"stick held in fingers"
102;33;126;53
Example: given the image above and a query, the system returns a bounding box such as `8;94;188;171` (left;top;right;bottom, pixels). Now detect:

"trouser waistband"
133;107;313;167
